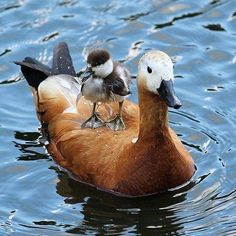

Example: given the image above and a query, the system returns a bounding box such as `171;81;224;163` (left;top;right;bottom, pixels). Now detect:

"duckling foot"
81;113;105;129
106;115;126;131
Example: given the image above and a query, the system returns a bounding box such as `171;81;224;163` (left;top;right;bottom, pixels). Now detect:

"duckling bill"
81;49;131;131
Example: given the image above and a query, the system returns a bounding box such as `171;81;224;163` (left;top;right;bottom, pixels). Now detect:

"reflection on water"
1;0;236;235
54;169;190;235
14;131;49;161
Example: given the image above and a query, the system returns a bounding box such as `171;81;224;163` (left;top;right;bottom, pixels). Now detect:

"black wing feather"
52;42;76;76
14;42;76;89
104;75;130;96
14;58;51;89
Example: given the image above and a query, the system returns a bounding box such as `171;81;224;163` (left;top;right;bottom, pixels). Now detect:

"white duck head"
137;50;182;109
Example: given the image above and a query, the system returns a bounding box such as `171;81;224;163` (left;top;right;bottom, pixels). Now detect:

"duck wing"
52;42;76;76
37;43;80;122
14;57;51;89
104;75;131;97
14;42;77;89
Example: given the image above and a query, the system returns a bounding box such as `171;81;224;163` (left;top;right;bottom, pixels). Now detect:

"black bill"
157;80;182;109
82;66;94;82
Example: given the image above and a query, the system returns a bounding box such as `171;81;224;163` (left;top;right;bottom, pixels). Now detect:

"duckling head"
137;50;182;109
84;49;113;79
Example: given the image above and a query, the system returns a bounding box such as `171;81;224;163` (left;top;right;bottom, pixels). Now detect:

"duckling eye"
147;66;152;74
95;61;103;66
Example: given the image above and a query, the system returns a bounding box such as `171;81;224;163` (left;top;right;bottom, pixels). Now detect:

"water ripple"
1;0;236;235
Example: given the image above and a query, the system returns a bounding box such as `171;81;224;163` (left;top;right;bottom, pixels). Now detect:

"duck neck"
138;86;169;140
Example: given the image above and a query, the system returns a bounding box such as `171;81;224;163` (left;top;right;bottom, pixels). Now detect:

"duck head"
137;50;182;109
83;49;113;80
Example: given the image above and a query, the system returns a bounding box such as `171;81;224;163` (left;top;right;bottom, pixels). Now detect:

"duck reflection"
53;166;195;235
14;131;49;161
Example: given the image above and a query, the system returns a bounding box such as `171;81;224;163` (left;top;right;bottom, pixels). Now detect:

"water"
0;0;236;235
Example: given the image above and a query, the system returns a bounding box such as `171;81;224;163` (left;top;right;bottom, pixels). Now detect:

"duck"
15;42;195;197
81;48;131;131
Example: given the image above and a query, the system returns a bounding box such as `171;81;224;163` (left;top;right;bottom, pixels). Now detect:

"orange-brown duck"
15;42;195;197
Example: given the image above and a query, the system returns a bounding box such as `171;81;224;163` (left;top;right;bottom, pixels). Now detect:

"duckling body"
81;49;131;130
82;61;130;103
16;43;195;197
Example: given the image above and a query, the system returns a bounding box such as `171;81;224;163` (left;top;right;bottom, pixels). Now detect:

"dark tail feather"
14;58;51;89
14;42;76;89
52;42;76;76
24;57;51;74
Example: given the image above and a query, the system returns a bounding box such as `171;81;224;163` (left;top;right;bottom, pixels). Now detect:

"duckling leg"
81;103;105;129
106;101;126;131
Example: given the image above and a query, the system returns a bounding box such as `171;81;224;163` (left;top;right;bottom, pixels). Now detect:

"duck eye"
147;66;152;74
96;61;103;66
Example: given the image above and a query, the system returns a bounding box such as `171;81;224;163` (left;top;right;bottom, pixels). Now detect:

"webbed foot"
81;113;105;129
106;115;126;131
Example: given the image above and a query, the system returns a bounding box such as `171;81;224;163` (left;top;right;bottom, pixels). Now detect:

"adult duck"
15;42;195;197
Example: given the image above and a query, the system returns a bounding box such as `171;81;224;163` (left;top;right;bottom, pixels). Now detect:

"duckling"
81;49;131;131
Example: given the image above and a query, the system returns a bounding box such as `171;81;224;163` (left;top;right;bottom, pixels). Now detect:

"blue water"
1;0;236;235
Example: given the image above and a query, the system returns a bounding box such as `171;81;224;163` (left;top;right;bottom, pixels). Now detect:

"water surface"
0;0;236;235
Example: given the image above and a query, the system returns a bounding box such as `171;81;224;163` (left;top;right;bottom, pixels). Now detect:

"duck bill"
157;80;182;109
82;66;94;82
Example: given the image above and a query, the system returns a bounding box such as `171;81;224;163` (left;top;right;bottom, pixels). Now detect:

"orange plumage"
16;43;195;197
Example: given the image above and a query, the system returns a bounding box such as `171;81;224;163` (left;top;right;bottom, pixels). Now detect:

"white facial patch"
92;58;113;78
138;51;174;94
